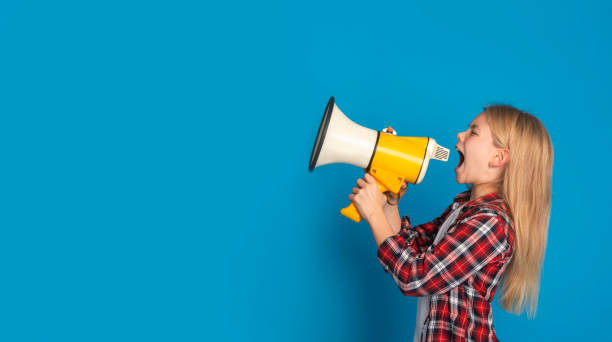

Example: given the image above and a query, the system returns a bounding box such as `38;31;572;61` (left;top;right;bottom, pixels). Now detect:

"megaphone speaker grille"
433;145;450;161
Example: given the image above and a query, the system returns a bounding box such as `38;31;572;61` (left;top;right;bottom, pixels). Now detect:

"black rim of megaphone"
309;96;335;171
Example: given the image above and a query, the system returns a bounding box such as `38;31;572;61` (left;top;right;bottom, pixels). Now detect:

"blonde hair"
483;105;554;318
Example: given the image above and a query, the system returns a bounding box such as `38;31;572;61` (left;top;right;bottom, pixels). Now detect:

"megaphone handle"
340;202;362;223
341;179;391;223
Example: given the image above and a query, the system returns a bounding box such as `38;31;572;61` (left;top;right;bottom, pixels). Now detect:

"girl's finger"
356;178;365;187
352;187;359;194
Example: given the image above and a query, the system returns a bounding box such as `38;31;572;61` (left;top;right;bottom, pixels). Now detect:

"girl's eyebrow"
469;124;480;130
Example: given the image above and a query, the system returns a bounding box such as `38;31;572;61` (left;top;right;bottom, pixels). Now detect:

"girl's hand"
348;173;387;222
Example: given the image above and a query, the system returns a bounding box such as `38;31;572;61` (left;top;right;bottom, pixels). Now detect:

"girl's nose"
457;131;463;142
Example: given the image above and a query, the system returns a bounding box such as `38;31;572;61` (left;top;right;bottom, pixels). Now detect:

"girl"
348;105;553;342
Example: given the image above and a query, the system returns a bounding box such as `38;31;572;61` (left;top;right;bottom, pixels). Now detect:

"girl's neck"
470;182;501;201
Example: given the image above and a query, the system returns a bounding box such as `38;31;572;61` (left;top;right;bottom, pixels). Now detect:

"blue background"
2;0;611;341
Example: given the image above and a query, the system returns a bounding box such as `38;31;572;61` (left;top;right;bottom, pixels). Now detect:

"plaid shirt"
377;191;515;342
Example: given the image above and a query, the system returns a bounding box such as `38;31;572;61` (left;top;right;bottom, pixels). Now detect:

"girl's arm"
377;207;512;296
382;202;455;253
382;203;401;234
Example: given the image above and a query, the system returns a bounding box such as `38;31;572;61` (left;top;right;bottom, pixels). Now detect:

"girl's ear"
489;148;510;168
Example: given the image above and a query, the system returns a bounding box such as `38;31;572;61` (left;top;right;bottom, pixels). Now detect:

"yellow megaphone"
309;96;450;222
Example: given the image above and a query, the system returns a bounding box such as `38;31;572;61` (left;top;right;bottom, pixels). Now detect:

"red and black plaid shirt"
377;191;515;342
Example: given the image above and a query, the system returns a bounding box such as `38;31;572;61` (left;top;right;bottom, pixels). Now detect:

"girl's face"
455;113;503;186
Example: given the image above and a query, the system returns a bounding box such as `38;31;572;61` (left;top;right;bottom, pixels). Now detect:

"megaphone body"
309;96;450;222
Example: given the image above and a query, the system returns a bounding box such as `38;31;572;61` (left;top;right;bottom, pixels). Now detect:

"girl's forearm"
366;210;396;248
382;204;401;234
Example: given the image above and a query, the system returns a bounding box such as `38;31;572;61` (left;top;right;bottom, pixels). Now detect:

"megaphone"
309;96;450;222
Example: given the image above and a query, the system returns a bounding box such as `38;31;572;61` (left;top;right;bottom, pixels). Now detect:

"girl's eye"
470;131;476;136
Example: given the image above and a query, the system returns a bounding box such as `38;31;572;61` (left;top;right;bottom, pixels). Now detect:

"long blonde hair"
483;105;554;318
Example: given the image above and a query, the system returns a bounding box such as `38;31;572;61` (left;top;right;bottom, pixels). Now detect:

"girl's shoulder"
458;195;515;246
454;191;511;222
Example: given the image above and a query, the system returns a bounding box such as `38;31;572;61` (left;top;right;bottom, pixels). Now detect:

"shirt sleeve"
377;207;511;296
400;203;454;253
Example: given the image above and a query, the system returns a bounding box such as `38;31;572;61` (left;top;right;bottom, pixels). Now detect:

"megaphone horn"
309;97;378;172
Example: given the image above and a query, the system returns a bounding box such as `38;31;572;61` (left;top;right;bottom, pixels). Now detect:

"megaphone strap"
385;191;400;205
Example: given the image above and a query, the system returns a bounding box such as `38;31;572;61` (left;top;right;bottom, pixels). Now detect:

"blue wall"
2;0;611;340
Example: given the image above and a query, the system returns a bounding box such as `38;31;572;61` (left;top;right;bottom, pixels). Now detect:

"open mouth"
457;151;464;168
